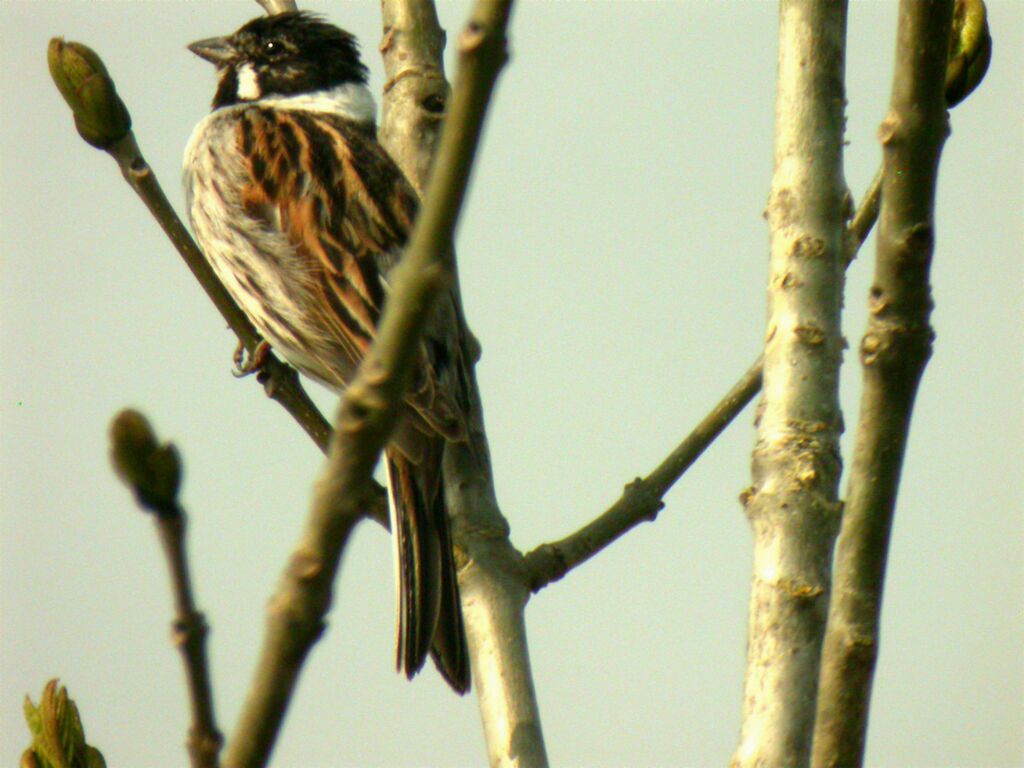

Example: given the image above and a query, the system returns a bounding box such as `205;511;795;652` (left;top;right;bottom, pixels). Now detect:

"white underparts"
235;63;261;101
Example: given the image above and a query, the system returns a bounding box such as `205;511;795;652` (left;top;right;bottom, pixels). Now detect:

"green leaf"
22;680;106;768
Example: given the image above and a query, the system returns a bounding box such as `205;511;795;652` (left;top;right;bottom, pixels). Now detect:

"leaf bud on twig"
48;38;131;149
109;409;182;516
946;0;992;107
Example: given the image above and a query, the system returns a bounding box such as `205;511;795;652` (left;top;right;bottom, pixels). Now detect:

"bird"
182;11;470;694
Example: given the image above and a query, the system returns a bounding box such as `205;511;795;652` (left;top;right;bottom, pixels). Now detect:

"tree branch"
155;514;222;768
811;3;954;765
219;370;384;768
109;409;222;768
379;3;548;767
105;133;335;454
47;36;391;527
848;167;882;263
446;375;548;768
519;133;897;589
379;0;450;194
733;3;849;767
524;357;764;591
254;0;296;15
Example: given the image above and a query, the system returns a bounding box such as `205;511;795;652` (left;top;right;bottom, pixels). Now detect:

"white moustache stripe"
236;64;261;101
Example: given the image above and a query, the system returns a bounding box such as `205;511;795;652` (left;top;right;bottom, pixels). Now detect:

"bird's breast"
183;109;351;387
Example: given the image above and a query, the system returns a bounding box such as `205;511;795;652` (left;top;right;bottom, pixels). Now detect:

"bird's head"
188;12;368;109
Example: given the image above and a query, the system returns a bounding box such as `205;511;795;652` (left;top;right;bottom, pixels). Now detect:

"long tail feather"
384;446;470;694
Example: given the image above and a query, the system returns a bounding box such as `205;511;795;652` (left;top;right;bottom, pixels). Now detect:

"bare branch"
109;409;222;768
379;3;548;766
848;168;882;263
219;377;382;768
524;357;763;591
155;515;223;768
107;131;392;526
520;126;902;588
103;135;334;452
254;0;296;15
446;385;549;768
733;2;849;766
379;0;450;193
47;36;392;526
812;3;954;765
520;152;892;591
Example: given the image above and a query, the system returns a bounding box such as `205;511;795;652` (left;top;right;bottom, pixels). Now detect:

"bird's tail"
384;445;470;694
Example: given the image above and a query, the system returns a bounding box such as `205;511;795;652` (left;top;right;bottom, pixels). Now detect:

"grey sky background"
2;1;1021;766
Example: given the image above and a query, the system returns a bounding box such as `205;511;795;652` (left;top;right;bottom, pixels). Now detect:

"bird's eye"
263;39;284;57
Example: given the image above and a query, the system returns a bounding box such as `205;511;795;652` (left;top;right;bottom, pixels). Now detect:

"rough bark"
733;3;849;766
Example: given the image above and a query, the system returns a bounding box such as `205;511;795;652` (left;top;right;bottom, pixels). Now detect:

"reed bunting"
183;12;469;693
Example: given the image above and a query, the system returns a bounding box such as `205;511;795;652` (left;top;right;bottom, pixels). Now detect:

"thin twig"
520;145;886;594
47;31;389;522
733;3;849;766
156;513;223;768
811;3;954;765
102;130;391;527
524;357;764;591
221;2;516;764
848;167;883;262
109;410;222;768
105;134;334;453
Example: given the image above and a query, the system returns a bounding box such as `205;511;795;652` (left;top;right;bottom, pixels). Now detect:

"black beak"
187;36;236;65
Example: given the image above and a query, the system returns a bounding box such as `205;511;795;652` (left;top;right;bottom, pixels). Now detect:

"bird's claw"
232;340;270;378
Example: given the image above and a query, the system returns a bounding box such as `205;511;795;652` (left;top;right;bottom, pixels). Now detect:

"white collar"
255;83;377;123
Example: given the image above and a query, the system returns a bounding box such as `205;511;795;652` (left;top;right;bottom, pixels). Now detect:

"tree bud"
946;0;992;107
48;38;131;149
109;409;182;515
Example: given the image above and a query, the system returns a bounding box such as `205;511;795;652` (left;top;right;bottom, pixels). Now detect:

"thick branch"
522;141;892;589
811;3;953;766
221;2;516;766
379;3;547;766
733;3;849;767
379;0;450;193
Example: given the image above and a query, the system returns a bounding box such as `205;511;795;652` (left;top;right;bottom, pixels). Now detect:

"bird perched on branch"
183;11;470;694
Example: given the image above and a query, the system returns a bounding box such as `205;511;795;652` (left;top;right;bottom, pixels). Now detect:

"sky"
2;1;1022;766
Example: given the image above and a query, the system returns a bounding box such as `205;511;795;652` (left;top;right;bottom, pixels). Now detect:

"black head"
188;12;368;109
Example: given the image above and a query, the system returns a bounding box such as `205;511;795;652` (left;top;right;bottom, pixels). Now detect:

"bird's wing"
234;106;464;441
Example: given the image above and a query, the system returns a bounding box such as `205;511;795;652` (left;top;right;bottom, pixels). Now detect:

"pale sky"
2;1;1022;766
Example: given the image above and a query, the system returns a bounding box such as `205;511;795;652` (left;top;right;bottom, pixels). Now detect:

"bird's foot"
232;340;270;379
